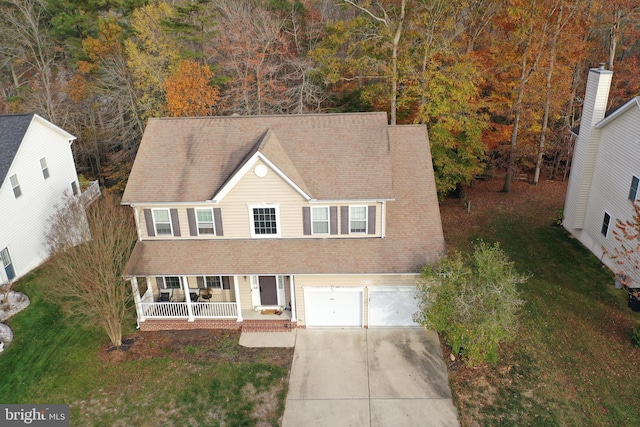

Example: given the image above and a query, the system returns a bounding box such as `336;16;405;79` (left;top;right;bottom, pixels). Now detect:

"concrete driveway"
282;328;459;427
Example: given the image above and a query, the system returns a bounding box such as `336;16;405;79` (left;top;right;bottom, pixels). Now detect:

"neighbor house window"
250;205;279;237
9;174;21;198
40;158;50;179
205;276;223;289
629;176;639;201
601;212;611;237
164;276;181;289
1;248;16;281
349;206;367;233
196;208;215;235
311;206;329;234
71;181;78;196
152;209;173;236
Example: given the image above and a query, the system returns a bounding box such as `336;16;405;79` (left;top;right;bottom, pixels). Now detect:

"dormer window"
250;205;280;238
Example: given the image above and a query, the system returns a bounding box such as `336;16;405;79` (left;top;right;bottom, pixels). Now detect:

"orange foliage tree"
164;59;220;117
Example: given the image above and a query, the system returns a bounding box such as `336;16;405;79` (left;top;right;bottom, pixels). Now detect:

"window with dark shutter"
330;207;338;234
170;209;181;236
144;209;156;237
213;208;224;236
222;276;231;290
341;206;349;234
187;208;198;236
368;205;376;234
302;207;311;235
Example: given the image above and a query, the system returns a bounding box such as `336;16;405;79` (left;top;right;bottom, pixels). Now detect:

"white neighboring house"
563;65;640;283
0;113;82;284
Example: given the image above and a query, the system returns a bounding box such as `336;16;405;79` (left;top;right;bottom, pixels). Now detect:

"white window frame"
152;208;173;236
601;211;611;237
164;276;181;289
9;174;21;198
248;204;281;238
629;176;640;201
311;206;330;235
40;158;50;179
205;276;223;289
349;205;368;234
195;208;215;235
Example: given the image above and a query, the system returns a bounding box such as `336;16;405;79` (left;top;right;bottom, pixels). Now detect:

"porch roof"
124;125;446;277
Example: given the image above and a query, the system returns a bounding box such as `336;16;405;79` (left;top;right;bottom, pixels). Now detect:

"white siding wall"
578;107;640;281
135;160;384;240
0;118;79;282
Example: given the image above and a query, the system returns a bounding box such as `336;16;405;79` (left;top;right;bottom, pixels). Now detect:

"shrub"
416;241;527;366
631;326;640;348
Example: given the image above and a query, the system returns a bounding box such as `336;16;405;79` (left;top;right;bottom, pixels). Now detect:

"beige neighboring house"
122;112;445;332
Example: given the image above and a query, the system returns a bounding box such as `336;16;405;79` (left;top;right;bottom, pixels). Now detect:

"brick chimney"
564;64;613;230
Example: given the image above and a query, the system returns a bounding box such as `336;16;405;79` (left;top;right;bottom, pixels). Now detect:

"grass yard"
440;177;640;426
0;270;292;426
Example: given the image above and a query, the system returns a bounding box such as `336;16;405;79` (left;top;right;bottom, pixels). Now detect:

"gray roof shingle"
0;114;34;186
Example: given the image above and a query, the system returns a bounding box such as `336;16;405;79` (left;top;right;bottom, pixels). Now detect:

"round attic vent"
254;164;268;177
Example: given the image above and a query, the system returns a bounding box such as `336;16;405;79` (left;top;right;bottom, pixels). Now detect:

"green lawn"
0;270;289;426
450;212;640;426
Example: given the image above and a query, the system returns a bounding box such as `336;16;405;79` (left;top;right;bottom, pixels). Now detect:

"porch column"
233;275;243;322
130;277;145;323
289;275;297;322
183;276;194;322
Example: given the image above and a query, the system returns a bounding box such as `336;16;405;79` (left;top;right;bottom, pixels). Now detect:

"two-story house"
564;65;640;284
122;112;445;331
0;113;82;284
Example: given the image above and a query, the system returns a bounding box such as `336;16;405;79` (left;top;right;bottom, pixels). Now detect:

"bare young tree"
46;193;137;348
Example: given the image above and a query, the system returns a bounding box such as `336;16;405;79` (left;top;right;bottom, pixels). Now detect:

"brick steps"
241;319;294;332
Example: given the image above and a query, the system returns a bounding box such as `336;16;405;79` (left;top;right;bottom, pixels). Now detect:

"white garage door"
368;287;421;327
304;287;363;327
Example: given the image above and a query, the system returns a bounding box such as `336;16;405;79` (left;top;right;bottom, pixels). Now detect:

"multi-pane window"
350;206;367;233
251;206;278;237
40;158;50;179
205;276;223;289
9;174;21;198
601;212;611;237
196;208;215;235
153;209;173;236
311;207;329;234
164;276;181;289
629;176;639;201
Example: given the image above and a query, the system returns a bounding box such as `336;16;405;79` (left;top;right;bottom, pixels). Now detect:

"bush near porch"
440;177;640;426
0;268;292;426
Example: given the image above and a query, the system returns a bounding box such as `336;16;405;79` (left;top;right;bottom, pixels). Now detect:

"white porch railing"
140;302;238;319
80;180;101;206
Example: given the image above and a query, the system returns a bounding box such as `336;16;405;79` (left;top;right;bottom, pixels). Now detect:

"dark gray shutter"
156;277;164;289
302;207;311;235
341;206;349;234
368;205;376;235
170;209;181;236
144;209;155;237
222;276;231;290
213;208;223;236
196;276;205;289
330;206;338;235
187;208;197;236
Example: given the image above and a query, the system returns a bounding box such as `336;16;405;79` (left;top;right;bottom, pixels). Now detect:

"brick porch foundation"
138;318;297;332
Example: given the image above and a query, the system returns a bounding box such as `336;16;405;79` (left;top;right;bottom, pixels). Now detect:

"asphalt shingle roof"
0;114;34;186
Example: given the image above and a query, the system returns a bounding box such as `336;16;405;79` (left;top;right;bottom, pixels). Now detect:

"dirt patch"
98;329;293;367
439;175;567;251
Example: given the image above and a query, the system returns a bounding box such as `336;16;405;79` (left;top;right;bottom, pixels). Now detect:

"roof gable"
122;113;395;204
596;96;640;129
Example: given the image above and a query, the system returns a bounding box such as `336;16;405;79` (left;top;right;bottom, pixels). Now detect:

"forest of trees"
1;0;639;196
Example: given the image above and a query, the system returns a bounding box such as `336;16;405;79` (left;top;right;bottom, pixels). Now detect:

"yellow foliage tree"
164;59;220;117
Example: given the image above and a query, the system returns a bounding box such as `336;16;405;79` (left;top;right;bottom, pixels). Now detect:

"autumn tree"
165;59;220;117
45;193;137;348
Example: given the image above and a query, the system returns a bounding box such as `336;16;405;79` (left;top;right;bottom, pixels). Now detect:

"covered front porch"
129;274;297;327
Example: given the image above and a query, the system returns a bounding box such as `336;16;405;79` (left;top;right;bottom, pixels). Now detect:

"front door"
1;248;15;281
259;276;278;305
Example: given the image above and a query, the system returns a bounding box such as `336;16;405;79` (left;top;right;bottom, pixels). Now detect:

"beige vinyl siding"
582;106;640;278
293;274;418;327
135;160;384;240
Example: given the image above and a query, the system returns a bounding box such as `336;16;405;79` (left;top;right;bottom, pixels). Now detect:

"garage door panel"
305;288;363;327
369;288;421;327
